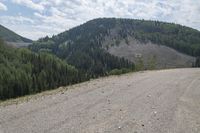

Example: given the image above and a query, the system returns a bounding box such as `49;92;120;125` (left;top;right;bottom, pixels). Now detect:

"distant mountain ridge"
0;24;32;47
29;18;200;71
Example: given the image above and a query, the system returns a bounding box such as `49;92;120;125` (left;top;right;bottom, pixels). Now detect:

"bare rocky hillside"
103;34;195;69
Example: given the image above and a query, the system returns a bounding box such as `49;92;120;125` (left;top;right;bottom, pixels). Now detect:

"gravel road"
0;68;200;133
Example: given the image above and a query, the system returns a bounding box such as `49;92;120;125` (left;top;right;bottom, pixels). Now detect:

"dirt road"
0;68;200;133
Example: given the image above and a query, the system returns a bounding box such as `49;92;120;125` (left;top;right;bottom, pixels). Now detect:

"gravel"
0;68;200;133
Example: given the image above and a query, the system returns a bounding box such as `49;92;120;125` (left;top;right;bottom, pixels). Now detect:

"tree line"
0;38;134;100
0;39;80;100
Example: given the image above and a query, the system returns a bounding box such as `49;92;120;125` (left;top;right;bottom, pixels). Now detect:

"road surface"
0;68;200;133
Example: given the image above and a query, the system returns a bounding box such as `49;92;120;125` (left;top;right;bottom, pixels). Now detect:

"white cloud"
0;2;7;11
2;0;200;40
17;30;52;40
12;0;44;12
171;0;200;30
0;15;34;24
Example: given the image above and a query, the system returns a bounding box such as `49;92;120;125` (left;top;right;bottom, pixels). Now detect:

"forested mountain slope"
0;24;32;47
29;18;200;70
1;18;200;100
0;39;79;100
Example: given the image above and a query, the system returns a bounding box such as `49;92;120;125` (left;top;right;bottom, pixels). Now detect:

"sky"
0;0;200;40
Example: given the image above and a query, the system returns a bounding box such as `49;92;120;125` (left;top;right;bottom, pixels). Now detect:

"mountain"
0;24;32;47
1;18;200;100
29;18;200;73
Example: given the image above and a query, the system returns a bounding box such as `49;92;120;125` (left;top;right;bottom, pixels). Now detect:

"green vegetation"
29;18;200;72
0;24;32;43
1;18;200;100
135;57;144;71
0;39;79;100
109;68;133;75
29;20;135;78
195;57;200;67
147;55;157;70
124;20;200;57
105;18;200;57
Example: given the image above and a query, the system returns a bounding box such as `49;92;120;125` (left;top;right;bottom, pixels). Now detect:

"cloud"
12;0;44;12
1;0;200;40
159;0;200;30
0;15;34;24
16;30;53;40
0;2;7;11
